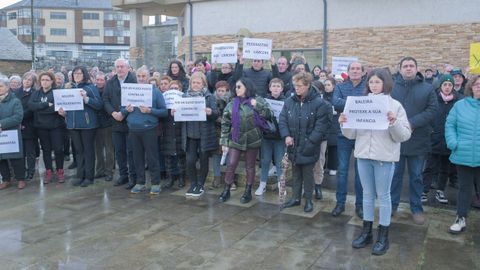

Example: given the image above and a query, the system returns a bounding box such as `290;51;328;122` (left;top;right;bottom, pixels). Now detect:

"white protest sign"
174;96;206;122
211;43;238;64
163;89;184;109
332;56;358;76
0;130;20;154
342;95;389;130
265;99;284;121
242;38;272;60
121;83;153;107
53;89;84;111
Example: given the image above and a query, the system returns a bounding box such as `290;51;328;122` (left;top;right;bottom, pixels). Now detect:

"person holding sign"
0;76;26;190
58;66;103;187
123;67;168;195
218;78;272;203
339;69;411;256
233;53;273;98
28;72;66;184
172;72;218;197
278;72;331;213
167;60;189;92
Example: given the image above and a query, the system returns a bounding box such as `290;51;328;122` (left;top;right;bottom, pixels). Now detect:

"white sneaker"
255;182;267;196
449;216;466;234
329;170;337;176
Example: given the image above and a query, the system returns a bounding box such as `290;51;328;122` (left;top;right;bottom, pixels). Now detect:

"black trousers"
112;131;136;181
70;129;96;180
37;128;65;170
0;158;25;182
130;129;161;185
326;145;338;170
23;138;37;175
185;138;210;187
422;153;450;192
456;165;480;218
292;163;315;201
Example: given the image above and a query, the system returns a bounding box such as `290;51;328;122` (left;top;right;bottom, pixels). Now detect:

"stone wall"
0;60;31;76
178;22;480;72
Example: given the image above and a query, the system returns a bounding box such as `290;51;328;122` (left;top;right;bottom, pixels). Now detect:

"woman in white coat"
339;68;411;256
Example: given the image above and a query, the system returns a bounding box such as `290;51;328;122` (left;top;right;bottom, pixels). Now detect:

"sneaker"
150;185;161;195
192;185;204;197
56;169;65;183
449;216;466;234
185;185;197;196
421;192;428;203
329;170;337;176
44;169;53;184
435;190;448;204
230;182;237;191
255;182;267;196
130;184;146;194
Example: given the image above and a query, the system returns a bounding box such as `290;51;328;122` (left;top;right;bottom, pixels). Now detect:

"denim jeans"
260;139;285;183
391;155;425;214
335;135;362;206
112;131;136;180
357;159;395;226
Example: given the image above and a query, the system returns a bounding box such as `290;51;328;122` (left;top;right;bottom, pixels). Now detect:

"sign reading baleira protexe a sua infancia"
342;95;390;130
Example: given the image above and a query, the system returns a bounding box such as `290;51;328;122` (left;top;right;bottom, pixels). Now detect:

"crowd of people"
0;52;479;256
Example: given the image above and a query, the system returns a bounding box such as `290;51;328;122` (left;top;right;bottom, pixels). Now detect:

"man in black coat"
233;54;272;98
103;58;137;189
390;57;438;225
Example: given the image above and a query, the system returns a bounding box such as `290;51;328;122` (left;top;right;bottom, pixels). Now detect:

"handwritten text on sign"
174;96;206;122
163;89;184;109
242;38;272;60
211;43;238;64
265;99;284;121
342;95;389;130
121;83;153;107
0;130;20;154
53;89;84;111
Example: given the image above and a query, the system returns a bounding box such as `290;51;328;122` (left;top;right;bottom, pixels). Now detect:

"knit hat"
450;68;465;79
439;74;454;86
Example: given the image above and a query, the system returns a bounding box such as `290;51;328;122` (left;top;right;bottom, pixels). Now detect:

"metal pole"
322;0;327;69
188;0;193;61
30;0;35;69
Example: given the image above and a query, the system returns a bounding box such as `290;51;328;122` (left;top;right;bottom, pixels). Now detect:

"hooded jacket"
28;87;66;130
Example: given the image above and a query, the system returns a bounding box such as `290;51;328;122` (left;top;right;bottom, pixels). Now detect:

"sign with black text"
332;56;358;76
211;43;238;64
53;89;84;111
121;83;153;107
242;38;272;60
265;99;284;121
0;130;20;154
174;97;206;122
342;96;389;130
163;89;184;109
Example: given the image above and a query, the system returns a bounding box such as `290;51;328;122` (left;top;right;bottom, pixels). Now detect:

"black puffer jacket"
28;88;66;130
431;90;463;155
96;86;112;128
279;87;331;165
320;91;339;146
14;87;36;139
209;70;235;92
103;72;137;132
233;63;272;97
391;72;438;156
159;112;183;156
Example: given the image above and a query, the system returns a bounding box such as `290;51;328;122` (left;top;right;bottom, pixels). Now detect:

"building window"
50;28;67;36
83;29;100;36
118;37;124;44
9;29;17;35
18;25;31;35
50;12;67;20
83;12;99;20
8;12;17;20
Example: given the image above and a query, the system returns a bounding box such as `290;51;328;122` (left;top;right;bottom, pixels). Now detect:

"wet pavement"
0;162;479;270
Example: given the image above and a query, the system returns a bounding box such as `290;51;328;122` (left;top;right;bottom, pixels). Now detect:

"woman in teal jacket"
445;74;480;234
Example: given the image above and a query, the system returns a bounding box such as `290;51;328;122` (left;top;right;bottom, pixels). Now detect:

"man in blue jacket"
390;57;438;225
122;66;168;195
331;62;365;218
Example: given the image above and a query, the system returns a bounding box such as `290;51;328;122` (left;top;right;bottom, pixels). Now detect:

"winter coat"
208;70;235;92
391;72;438;156
103;72;137;132
430;91;463;155
341;95;412;162
159;112;183;156
28;88;66;130
96;86;113;128
121;87;167;131
279;87;332;165
332;78;367;136
181;89;219;152
14;87;35;139
0;92;24;160
320;91;339;146
233;63;272;97
271;64;292;94
445;97;480;167
220;96;272;151
169;74;189;93
65;83;103;129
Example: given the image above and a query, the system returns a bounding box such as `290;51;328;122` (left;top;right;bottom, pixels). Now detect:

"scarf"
231;96;269;142
440;92;454;102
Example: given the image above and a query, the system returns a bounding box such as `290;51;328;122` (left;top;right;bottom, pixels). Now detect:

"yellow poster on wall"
470;43;480;74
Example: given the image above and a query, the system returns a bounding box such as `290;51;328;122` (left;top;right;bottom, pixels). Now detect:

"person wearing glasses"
445;75;480;234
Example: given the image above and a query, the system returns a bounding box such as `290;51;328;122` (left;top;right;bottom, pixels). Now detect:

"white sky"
0;0;22;9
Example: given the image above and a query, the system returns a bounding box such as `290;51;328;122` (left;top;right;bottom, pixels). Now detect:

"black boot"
352;221;373;248
372;225;389;255
304;200;313;212
281;198;301;209
162;172;174;188
218;184;231;203
314;184;323;200
240;185;253;204
178;174;185;188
